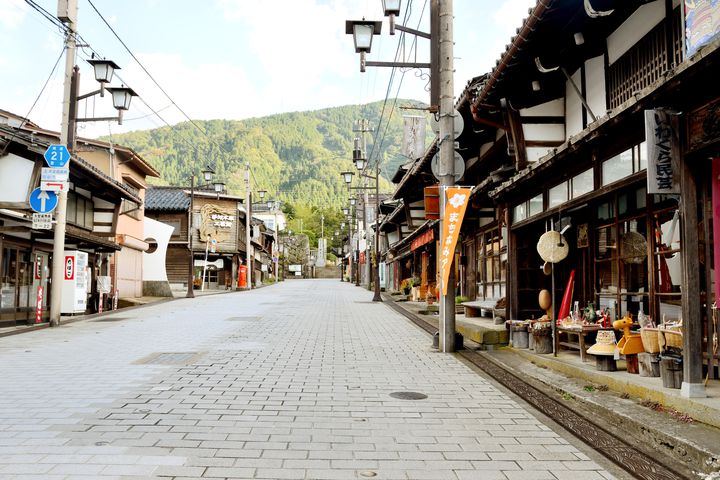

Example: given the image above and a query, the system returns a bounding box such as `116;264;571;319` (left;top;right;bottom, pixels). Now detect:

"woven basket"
640;328;660;353
662;328;683;349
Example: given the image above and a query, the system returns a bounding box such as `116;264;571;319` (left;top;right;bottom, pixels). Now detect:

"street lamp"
347;0;457;351
50;56;139;326
186;165;225;298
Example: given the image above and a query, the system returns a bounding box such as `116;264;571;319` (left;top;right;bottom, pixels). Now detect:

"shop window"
602;144;648;187
549;183;568;209
476;228;507;301
512;194;543;225
528;194;543;217
595;187;653;319
1;247;18;309
571;169;593;198
121;198;141;221
512;203;527;224
602;149;633;185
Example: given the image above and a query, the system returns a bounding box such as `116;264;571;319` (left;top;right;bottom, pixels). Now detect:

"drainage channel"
383;299;689;480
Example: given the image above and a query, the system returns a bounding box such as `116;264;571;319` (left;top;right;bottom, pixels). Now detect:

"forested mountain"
107;100;431;209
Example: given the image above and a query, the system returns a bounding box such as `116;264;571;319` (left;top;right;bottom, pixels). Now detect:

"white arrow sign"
38;190;50;212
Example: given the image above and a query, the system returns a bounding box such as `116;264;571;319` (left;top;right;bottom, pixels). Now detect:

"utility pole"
50;0;78;327
244;163;252;290
437;0;456;352
354;119;372;289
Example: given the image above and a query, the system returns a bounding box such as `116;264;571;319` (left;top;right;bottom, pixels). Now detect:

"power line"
85;0;223;158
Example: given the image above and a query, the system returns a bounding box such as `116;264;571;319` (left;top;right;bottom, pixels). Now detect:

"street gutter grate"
137;352;201;365
93;317;130;322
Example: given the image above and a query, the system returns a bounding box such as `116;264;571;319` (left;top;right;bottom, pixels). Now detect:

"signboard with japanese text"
194;200;238;252
439;187;471;295
645;109;680;194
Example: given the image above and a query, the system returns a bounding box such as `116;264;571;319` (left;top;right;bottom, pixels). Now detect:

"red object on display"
238;265;247;288
557;269;575;321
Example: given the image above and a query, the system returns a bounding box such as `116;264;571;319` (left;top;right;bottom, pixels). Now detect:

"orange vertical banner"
440;187;471;295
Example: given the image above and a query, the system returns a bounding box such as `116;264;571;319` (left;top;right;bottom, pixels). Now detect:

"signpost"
29;188;58;214
43;144;71;168
41;167;69;192
32;213;53;230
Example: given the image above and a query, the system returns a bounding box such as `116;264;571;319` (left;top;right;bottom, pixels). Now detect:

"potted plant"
400;279;411;295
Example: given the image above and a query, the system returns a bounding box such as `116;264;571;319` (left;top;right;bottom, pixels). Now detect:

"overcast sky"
0;0;536;138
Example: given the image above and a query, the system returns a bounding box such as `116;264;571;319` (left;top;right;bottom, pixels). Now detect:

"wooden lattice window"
607;8;683;110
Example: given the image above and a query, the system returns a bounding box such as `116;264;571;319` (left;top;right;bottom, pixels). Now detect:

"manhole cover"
93;317;129;322
225;316;261;321
389;391;428;400
137;352;200;365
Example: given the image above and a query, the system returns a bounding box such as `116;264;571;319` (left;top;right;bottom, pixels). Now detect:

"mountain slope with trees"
108;100;431;209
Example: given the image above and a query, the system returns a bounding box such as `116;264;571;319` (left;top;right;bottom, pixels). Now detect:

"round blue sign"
29;188;58;213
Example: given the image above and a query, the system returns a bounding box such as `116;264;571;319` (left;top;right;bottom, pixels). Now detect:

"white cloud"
0;0;27;29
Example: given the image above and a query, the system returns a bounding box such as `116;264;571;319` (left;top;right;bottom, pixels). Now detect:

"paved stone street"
0;280;617;480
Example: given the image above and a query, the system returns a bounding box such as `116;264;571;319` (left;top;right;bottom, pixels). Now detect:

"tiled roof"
145;187;190;211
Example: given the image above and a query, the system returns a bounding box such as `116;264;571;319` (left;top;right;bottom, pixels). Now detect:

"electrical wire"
0;45;66;157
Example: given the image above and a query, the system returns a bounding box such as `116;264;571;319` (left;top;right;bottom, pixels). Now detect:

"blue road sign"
29;187;58;213
44;144;71;168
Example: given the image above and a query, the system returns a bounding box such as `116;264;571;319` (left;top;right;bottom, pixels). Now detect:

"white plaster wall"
566;68;584;138
527;147;553;163
520;98;565;117
522;124;565;142
0;153;34;203
607;0;665;65
143;217;173;282
585;55;607;118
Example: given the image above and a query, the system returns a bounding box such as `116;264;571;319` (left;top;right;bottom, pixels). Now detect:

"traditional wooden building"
458;0;719;397
0;114;144;324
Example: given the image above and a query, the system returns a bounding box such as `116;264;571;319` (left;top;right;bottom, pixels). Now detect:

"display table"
556;325;602;362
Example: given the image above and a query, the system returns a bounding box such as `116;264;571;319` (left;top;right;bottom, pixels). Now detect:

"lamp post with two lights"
50;20;139;326
346;0;457;350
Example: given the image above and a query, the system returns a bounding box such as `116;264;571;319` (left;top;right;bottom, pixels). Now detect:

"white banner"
403;116;426;160
645;109;680;194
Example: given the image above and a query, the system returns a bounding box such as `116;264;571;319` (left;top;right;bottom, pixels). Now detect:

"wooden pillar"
679;132;705;397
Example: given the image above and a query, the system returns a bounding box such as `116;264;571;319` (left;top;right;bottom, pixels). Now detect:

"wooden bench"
556;325;601;362
462;300;499;318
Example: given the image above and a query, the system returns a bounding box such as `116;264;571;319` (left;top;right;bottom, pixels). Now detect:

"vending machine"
61;250;88;314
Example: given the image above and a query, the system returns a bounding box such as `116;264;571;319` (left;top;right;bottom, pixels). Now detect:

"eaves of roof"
389;219;438;253
18;124;160;178
488;38;720;201
0;125;141;203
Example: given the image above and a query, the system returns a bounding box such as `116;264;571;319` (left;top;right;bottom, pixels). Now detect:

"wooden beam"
679;114;704;396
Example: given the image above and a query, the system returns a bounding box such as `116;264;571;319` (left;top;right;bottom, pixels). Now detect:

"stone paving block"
0;281;617;480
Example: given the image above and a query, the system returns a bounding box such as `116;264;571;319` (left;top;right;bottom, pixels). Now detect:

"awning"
410;229;434;251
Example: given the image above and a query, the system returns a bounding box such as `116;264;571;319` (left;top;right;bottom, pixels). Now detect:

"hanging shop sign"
645;109;680;195
403;115;427;161
424;185;439;219
439;187;471;295
685;0;720;57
